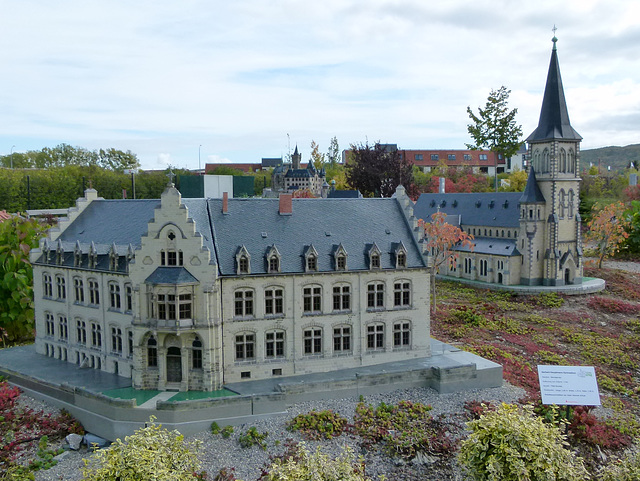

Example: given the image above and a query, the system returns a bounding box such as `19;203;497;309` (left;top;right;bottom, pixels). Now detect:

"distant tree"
345;142;415;197
325;163;348;190
327;136;341;167
96;148;140;172
419;212;474;313
293;188;315;198
624;200;640;253
585;202;630;268
310;140;326;171
624;185;640;202
467;87;523;192
208;166;244;176
500;168;528;192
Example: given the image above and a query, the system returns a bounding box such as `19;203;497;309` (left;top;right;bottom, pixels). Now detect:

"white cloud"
0;0;639;169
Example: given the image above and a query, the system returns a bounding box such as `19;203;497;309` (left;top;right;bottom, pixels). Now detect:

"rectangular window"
479;154;488;160
111;327;123;354
304;328;322;355
125;284;133;312
332;285;350;311
44;313;53;336
76;320;86;344
367;283;384;308
333;326;351;353
464;154;472;161
430;154;439;160
235;333;255;360
74;278;84;304
393;322;411;347
265;331;285;358
127;331;133;358
109;283;121;310
58;315;68;340
179;294;192;319
43;274;53;298
367;324;385;350
415;154;423;161
89;280;100;305
265;288;284;315
448;154;456;160
91;323;102;348
56;275;66;300
306;256;317;271
393;282;411;307
234;290;253;317
303;286;322;314
167;251;177;266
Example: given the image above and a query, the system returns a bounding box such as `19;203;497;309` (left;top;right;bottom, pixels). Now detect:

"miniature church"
414;36;583;287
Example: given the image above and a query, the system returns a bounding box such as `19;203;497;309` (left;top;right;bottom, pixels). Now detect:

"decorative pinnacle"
552;25;558;50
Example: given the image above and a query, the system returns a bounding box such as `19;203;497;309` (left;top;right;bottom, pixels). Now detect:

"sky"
1;0;639;171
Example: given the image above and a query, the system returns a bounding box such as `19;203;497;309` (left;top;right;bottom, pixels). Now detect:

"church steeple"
526;35;582;142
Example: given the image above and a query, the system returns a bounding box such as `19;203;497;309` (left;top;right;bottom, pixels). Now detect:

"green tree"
327;136;340;167
499;168;528;192
82;417;201;481
96;148;140;172
310;140;326;170
467;86;523;192
345;142;415;197
207;166;244;176
624;200;640;253
0;216;47;342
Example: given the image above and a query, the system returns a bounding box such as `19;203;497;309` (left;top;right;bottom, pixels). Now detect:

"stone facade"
31;187;430;391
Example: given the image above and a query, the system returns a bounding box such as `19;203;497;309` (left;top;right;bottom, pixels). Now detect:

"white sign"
537;365;601;406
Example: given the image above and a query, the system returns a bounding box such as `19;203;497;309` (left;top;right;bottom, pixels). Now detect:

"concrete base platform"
437;275;605;295
0;340;502;441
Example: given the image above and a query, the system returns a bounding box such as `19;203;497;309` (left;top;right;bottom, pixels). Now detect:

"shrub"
533;292;565;308
221;425;234;438
82;417;201;481
458;403;588;481
258;441;380;481
238;426;268;450
569;406;632;450
287;410;348;439
211;421;220;435
598;447;640;481
353;400;454;459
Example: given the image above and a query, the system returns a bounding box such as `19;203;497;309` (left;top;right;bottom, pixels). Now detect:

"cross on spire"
552;25;558;50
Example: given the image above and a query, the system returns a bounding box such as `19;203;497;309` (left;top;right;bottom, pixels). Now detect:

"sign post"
537;365;601;406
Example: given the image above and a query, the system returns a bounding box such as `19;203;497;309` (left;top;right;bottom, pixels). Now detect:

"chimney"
279;193;292;215
222;192;228;214
439;177;446;194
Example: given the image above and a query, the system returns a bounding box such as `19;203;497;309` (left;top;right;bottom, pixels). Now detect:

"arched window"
559;189;566;218
568;189;575;218
109;282;121;310
542;148;550;173
192;337;203;369
559;148;567;172
532;149;540;172
568;149;575;173
56;275;66;300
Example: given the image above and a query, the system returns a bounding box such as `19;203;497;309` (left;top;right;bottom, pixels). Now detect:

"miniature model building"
271;146;327;196
31;188;430;391
414;37;583;287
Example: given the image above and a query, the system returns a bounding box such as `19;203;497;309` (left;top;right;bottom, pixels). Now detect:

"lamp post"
10;145;15;169
199;145;202;172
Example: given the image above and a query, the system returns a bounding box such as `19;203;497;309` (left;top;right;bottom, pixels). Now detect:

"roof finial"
552;25;558;50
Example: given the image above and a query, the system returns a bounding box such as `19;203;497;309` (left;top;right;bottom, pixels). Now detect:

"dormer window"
303;245;319;273
394;242;408;269
236;245;251;275
333;244;348;271
368;243;381;270
265;245;281;274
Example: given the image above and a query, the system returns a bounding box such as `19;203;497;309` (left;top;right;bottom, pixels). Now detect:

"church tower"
525;34;583;286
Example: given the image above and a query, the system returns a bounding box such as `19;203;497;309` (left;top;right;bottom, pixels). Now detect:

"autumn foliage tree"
345;142;416;197
585;201;630;268
419;212;474;313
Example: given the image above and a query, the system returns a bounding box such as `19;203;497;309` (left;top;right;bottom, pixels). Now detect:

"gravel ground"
31;384;525;481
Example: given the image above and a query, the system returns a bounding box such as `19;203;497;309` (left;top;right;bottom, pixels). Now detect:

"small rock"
84;433;109;448
54;450;72;462
66;433;83;451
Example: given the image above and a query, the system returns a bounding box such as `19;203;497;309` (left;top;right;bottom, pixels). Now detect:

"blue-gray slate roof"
207;197;425;275
457;237;520;256
145;267;199;284
519;168;546;204
413;192;523;229
526;40;582;142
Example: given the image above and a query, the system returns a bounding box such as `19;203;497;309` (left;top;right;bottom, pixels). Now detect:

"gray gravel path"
32;384;524;481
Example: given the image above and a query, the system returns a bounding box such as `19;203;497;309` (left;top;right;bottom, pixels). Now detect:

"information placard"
537;365;601;406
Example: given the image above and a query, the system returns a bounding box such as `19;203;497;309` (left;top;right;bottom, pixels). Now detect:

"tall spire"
526;34;582;142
